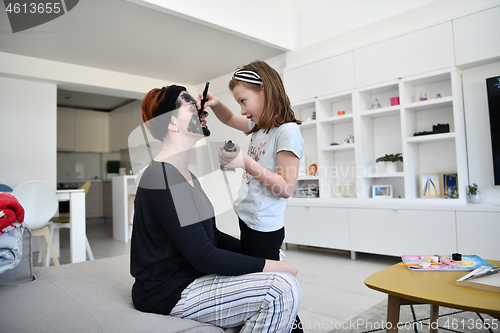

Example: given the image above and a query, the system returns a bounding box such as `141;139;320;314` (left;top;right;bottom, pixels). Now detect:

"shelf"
297;176;319;181
359;105;400;118
286;197;460;209
321;144;355;152
290;195;320;199
288;68;466;204
293;101;316;123
363;172;405;179
403;72;451;87
406;132;455;143
360;83;399;96
300;120;317;129
319;114;353;124
405;96;453;111
320;93;352;104
293;100;315;110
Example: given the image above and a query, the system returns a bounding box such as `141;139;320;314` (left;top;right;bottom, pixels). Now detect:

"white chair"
12;181;60;266
50;181;94;261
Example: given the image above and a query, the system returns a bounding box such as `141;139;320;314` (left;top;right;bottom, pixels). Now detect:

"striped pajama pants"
170;272;301;332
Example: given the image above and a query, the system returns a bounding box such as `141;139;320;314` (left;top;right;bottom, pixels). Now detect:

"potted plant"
467;183;481;204
376;153;403;173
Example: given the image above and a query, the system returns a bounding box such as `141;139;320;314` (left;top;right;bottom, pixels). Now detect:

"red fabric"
0;192;25;234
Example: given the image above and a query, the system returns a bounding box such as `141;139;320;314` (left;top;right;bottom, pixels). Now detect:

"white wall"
0;77;57;189
462;61;500;202
287;0;500;68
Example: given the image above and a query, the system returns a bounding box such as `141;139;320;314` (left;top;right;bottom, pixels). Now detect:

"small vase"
470;194;481;204
384;162;398;174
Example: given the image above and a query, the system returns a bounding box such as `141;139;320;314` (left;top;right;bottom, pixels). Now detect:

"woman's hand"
263;260;298;277
219;142;246;170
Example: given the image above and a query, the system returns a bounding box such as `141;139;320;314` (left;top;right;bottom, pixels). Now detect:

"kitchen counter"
58;179;111;183
112;175;138;242
57;180;113;218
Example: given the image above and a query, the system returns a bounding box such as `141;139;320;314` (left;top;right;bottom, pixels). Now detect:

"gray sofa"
0;227;227;333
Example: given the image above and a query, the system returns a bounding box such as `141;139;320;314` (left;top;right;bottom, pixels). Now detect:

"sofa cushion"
0;226;33;287
0;255;225;333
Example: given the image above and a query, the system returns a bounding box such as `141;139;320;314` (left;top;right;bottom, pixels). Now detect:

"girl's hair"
142;86;182;141
229;60;301;135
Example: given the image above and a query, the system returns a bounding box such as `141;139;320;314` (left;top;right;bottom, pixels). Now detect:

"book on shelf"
456;266;500;293
401;255;492;271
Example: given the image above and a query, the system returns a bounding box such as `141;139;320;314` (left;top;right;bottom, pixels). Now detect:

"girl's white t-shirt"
234;121;304;232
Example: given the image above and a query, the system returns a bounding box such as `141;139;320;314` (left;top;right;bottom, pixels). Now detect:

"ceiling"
57;89;136;111
0;0;285;110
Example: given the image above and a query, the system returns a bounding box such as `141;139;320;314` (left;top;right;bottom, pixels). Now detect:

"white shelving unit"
292;68;468;203
280;6;500;259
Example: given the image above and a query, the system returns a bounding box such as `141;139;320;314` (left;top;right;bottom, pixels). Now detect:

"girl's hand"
219;143;246;170
263;260;298;277
198;90;218;110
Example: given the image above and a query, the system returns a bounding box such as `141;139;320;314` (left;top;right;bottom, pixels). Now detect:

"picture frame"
420;173;443;198
372;185;393;198
442;172;459;198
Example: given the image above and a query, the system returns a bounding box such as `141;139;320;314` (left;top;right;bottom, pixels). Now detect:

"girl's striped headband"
232;69;262;85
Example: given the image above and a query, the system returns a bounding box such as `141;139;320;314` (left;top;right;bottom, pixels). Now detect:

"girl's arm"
219;147;300;199
245;150;300;199
202;92;249;132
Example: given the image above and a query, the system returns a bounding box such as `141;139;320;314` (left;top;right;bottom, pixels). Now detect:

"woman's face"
175;91;210;137
232;84;265;124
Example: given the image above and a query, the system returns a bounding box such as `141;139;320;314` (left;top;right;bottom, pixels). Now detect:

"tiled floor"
34;218;400;333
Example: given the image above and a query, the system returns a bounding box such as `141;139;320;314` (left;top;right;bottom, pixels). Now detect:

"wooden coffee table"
365;259;500;332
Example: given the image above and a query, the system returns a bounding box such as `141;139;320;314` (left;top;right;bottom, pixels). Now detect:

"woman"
130;85;301;332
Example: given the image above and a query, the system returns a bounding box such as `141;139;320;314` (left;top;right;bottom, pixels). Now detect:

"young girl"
204;60;304;261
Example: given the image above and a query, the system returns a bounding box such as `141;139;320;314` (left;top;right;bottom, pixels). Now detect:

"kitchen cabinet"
74;110;109;152
57;108;109;153
353;22;455;88
102;181;113;218
456;211;500;260
57;107;75;151
284;200;500;259
109;101;142;152
453;5;500;67
283;52;355;104
348;208;456;256
284;206;349;250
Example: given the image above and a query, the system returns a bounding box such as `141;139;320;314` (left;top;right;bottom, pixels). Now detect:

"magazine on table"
401;255;492;271
456;266;500;292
